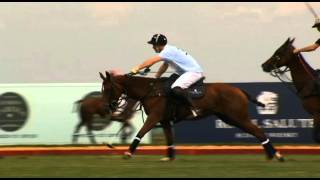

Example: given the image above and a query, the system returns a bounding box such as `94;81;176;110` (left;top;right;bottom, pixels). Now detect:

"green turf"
0;155;319;178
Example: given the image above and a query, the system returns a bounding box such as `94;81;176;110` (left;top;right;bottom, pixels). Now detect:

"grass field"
0;155;319;178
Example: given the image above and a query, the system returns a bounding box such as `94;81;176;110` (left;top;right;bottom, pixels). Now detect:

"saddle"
163;74;206;99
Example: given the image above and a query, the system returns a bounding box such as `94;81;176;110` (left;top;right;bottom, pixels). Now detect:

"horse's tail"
240;89;265;107
72;99;83;113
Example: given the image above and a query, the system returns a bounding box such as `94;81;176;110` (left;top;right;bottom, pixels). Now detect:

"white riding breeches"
171;72;204;89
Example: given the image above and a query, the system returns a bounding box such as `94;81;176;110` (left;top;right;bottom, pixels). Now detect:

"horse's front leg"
160;120;175;161
123;112;163;159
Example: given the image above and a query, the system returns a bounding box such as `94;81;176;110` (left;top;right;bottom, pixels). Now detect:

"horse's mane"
297;52;317;77
124;75;169;82
114;74;170;87
287;43;316;77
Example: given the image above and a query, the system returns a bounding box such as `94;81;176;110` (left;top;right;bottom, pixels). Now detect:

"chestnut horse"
262;38;320;143
99;71;284;162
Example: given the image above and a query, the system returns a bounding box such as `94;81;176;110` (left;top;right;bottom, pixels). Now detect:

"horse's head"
99;71;125;112
262;38;296;73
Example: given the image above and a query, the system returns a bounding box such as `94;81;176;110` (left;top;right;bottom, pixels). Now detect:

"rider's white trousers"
171;72;204;89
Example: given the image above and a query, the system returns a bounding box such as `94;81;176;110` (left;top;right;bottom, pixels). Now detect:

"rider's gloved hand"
293;49;300;54
130;66;140;74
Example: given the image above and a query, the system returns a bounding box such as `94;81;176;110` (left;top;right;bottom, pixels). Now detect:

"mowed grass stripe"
0;155;319;178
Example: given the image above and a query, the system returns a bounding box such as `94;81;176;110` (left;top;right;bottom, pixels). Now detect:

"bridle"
100;69;171;125
269;55;290;78
267;53;316;96
267;54;298;95
101;80;129;112
101;72;155;113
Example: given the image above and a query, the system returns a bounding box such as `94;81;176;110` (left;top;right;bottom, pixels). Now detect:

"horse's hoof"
275;152;285;162
160;157;175;162
123;152;132;160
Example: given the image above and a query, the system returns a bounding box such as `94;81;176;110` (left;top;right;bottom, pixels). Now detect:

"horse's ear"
285;38;291;44
290;38;295;44
99;72;106;81
105;71;111;81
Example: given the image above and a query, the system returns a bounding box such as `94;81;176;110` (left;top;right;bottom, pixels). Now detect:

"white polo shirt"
159;45;204;75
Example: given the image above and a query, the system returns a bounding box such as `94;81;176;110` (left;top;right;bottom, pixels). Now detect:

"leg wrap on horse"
129;136;142;153
261;139;277;158
167;145;176;159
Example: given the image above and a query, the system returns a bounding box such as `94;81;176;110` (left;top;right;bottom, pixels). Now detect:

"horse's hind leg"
160;120;175;161
86;122;97;144
217;114;284;162
239;121;284;162
72;106;85;144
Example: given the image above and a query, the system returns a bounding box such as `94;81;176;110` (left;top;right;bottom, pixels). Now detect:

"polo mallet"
106;143;114;149
304;2;320;25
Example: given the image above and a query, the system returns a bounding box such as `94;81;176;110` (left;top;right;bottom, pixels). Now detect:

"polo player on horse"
99;34;285;161
130;34;204;117
293;19;320;92
294;19;320;54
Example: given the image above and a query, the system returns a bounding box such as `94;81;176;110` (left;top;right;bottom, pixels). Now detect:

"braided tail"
240;89;265;107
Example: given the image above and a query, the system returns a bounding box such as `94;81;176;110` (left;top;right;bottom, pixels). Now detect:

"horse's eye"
275;55;281;60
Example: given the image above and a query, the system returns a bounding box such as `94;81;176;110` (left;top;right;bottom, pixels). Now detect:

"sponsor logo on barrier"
256;91;279;115
235;132;299;138
215;119;313;129
0;92;29;132
214;89;313;140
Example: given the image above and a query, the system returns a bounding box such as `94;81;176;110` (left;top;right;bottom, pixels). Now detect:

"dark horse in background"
262;38;320;143
99;70;285;162
72;96;137;144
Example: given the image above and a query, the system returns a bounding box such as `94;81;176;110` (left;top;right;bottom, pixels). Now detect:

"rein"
101;77;130;111
102;68;174;125
270;64;297;95
123;76;164;124
134;102;163;128
112;69;165;124
135;103;146;123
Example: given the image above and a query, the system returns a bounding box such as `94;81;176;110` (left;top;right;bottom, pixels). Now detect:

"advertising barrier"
0;82;314;145
0;83;150;145
174;82;314;144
